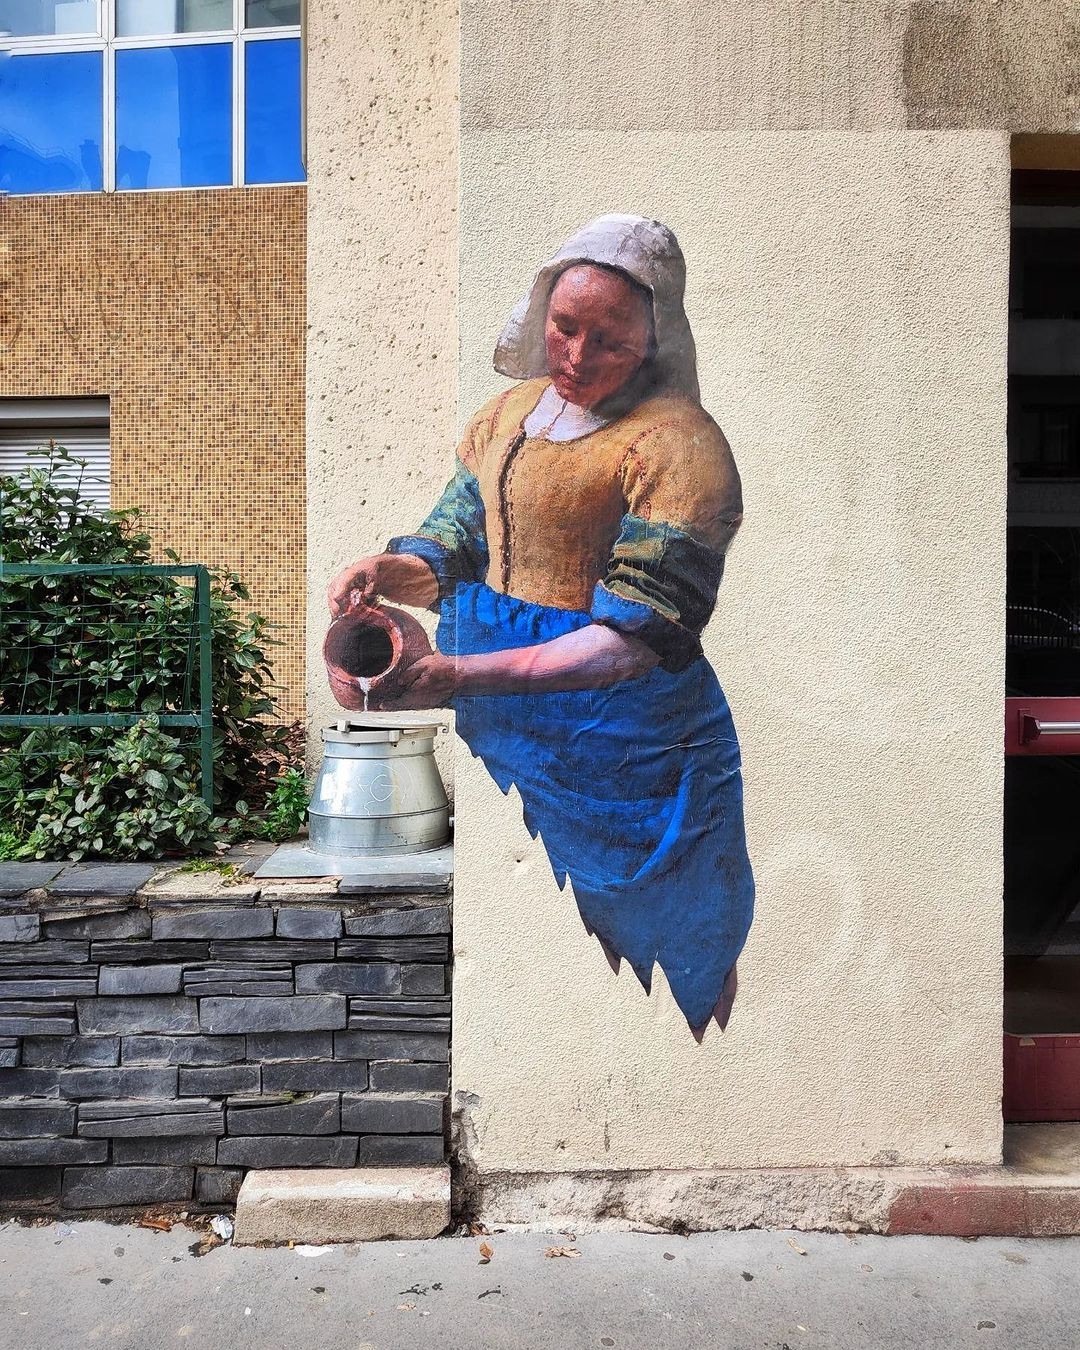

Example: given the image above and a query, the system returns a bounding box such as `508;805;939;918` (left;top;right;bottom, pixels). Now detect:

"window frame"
3;0;303;192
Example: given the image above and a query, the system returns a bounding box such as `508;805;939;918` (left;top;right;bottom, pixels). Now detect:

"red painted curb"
889;1183;1080;1237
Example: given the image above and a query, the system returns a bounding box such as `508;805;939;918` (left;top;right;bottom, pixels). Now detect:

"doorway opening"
1004;148;1080;1123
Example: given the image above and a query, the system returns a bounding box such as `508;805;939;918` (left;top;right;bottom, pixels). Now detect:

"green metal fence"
0;563;214;811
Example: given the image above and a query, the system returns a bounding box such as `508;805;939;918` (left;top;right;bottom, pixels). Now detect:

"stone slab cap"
143;868;261;906
338;875;452;896
47;863;158;900
0;863;65;899
232;1165;450;1246
220;841;277;875
254;840;452;885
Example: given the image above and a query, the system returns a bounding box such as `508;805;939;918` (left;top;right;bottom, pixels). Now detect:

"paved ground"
0;1218;1075;1349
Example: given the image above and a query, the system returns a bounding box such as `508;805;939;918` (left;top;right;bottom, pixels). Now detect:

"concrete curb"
464;1165;1080;1238
233;1165;451;1244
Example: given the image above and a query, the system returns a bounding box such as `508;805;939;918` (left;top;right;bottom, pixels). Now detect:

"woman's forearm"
453;623;659;696
379;553;440;607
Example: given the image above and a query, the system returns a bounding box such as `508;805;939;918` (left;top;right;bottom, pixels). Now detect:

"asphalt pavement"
0;1217;1075;1349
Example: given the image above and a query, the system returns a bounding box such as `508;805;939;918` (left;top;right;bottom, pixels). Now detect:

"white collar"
522;384;614;442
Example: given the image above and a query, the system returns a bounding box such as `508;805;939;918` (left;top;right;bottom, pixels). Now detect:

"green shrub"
0;445;303;860
258;767;310;844
0;720;211;860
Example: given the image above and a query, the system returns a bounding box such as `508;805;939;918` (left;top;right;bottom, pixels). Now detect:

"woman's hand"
384;653;459;709
327;553;438;616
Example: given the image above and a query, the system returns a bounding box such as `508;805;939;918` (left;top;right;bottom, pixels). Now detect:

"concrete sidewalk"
0;1220;1075;1350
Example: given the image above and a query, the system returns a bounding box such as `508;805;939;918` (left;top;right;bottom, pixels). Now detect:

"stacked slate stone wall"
0;872;450;1212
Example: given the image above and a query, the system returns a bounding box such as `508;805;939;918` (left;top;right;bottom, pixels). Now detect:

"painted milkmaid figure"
328;215;755;1037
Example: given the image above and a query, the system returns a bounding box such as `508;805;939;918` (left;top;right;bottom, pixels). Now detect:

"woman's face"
544;264;653;409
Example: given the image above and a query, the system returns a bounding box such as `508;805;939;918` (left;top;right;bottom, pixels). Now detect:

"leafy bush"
0;720;211;859
0;445;303;860
257;767;310;844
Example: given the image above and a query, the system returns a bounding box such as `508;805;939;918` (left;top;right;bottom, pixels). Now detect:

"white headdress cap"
494;214;699;401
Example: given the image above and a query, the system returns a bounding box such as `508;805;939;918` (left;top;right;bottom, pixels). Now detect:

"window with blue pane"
116;44;233;189
245;37;302;186
0;51;103;195
0;1;305;195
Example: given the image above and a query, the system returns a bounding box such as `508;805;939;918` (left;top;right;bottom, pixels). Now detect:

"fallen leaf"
544;1246;581;1259
786;1237;807;1256
478;1241;494;1264
188;1235;223;1259
137;1218;173;1233
469;1222;490;1237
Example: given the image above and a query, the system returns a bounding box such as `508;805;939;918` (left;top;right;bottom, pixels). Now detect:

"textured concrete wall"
304;0;459;748
450;130;1010;1173
2;190;306;716
464;0;1080;133
902;1;1080;131
305;0;1023;1194
463;0;907;130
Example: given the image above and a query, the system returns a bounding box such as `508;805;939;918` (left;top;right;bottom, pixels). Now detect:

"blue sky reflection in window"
115;44;232;189
0;51;104;194
0;0;304;194
245;37;302;185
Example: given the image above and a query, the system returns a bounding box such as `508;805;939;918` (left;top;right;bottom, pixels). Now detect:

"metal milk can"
307;718;450;856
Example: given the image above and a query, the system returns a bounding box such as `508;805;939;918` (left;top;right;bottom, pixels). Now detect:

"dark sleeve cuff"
590;582;702;672
386;535;458;603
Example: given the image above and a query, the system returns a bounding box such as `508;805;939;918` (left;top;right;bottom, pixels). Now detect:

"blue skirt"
439;582;755;1033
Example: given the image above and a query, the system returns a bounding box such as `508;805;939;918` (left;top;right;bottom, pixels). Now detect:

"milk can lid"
322;714;447;744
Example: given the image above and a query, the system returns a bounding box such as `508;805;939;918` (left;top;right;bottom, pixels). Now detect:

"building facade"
306;1;1080;1227
1;1;306;714
6;0;1080;1230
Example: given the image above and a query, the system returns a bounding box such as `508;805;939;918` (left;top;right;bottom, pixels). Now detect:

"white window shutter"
0;428;111;511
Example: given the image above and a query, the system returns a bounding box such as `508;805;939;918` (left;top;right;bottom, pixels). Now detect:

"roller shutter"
0;399;110;511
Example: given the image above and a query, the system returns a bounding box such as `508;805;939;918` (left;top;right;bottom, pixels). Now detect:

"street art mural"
327;215;754;1037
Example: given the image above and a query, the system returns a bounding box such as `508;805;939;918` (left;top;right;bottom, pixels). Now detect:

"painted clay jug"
323;598;432;712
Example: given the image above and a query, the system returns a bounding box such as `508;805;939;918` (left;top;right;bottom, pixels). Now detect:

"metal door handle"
1021;716;1080;743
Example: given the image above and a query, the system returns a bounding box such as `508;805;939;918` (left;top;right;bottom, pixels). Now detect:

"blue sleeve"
591;514;725;672
386;459;488;602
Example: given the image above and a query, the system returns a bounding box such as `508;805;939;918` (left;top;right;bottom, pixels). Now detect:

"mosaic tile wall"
0;188;306;717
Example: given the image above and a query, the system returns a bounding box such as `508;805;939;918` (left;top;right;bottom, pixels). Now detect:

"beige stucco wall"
452;130;1009;1172
464;0;1080;133
305;0;1030;1188
304;0;459;747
